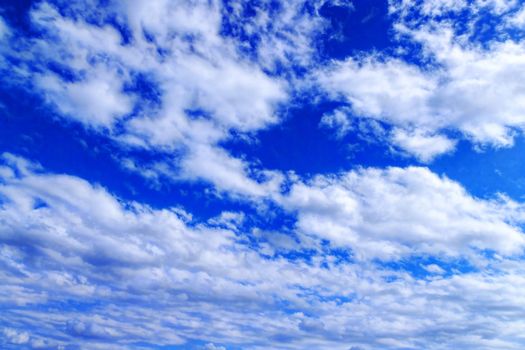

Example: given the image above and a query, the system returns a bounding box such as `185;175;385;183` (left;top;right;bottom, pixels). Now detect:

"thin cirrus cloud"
2;0;525;349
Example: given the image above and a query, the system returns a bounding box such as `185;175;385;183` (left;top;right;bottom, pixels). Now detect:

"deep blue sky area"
318;0;393;58
2;1;525;350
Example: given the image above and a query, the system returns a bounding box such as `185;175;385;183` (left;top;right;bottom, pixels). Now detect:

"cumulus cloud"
1;1;293;196
281;166;525;260
389;0;519;17
423;263;446;275
4;1;525;349
318;57;436;127
317;1;525;160
390;128;456;162
35;67;134;128
2;155;525;349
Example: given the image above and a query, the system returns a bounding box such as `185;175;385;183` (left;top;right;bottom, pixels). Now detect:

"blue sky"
2;0;525;349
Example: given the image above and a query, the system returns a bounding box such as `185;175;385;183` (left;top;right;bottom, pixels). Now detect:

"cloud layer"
2;1;525;349
2;154;525;349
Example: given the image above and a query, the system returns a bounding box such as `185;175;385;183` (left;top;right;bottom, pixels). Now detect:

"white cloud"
281;166;525;260
224;0;327;70
318;34;525;159
2;156;525;349
423;263;446;275
316;106;456;162
407;27;525;144
420;0;467;16
320;108;353;139
316;1;525;160
391;128;456;162
3;328;29;345
5;2;525;348
507;5;525;27
181;144;270;196
474;0;518;13
6;1;289;195
36;67;134;128
208;211;245;230
318;57;436;127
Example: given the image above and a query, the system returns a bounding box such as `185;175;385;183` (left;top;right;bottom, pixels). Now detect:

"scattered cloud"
1;155;525;349
281;166;525;260
3;1;525;349
317;1;525;160
2;1;290;195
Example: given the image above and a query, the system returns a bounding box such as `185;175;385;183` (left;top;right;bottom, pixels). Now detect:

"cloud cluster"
317;1;525;161
1;1;296;196
2;155;525;349
281;166;525;260
5;0;525;165
3;1;525;349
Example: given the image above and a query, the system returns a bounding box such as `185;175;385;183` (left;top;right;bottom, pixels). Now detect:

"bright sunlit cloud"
2;1;525;349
